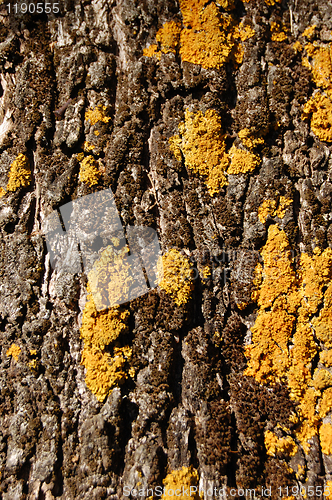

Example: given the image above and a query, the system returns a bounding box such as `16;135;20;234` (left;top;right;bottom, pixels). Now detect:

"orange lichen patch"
264;430;298;457
28;359;38;370
319;388;332;418
161;466;202;500
144;1;244;69
227;145;260;174
301;41;332;142
81;344;132;402
169;134;182;161
293;41;302;53
79;155;101;187
88;245;134;311
6;344;21;362
302;92;332;142
320;350;332;367
276;196;293;219
80;244;136;402
170;109;229;195
303;25;316;40
304;43;332;91
217;0;235;8
270;21;288;42
143;44;161;59
6;154;31;192
245;224;332;455
257;198;273;220
320;423;332;454
85;105;111;126
80;281;132;402
156;21;181;54
202;265;211;279
179;0;243;68
157;249;193;306
313;281;332;347
312;368;332;391
237;21;255;41
238;128;265;150
299;247;332;315
170;112;261;195
258;197;292;224
84;141;95;152
296;464;305;479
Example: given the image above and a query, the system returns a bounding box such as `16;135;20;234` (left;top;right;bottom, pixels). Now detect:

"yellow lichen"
245;224;332;455
143;44;161;59
161;466;202;500
238;22;255;41
179;0;244;68
202;265;211;279
302;92;332;142
312;368;332;391
6;344;21;362
169;134;183;161
264;430;298;457
94;130;100;136
0;187;6;197
270;21;288;42
28;359;38;370
227;145;260;174
84;141;95;151
276;196;293;219
301;41;332;142
258;197;292;224
30;349;37;356
144;1;244;69
320;423;332;454
170;113;262;195
313;281;332;347
258;199;278;223
296;464;305;478
320;350;332;367
85;105;111;126
303;25;316;40
293;41;302;53
80;250;133;401
6;154;31;192
88;245;134;312
79;155;101;187
157;249;193;306
238;128;265;149
80;244;137;401
319;387;332;418
170;109;228;195
156;21;182;54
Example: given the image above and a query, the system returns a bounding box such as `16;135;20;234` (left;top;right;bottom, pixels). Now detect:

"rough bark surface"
1;0;332;499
